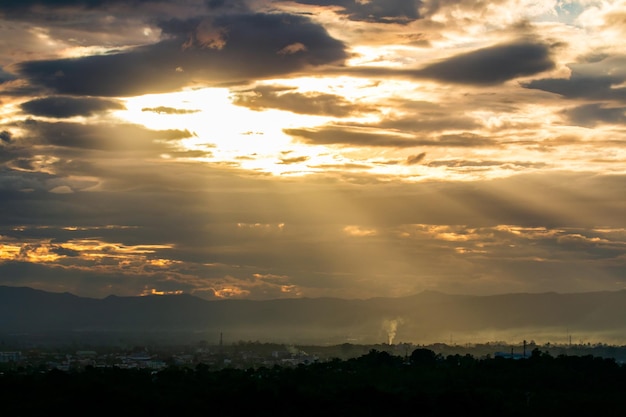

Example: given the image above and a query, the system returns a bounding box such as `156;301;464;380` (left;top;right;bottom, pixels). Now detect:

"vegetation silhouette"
1;348;625;416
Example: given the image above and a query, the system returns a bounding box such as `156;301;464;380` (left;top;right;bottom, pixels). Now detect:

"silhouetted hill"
1;286;625;345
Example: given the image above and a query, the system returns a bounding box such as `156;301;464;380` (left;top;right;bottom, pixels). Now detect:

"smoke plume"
383;318;403;345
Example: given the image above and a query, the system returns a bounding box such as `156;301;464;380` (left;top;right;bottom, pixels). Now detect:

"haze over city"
1;0;625;308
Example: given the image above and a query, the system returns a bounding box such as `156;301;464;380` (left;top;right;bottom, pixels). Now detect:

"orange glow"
140;288;184;296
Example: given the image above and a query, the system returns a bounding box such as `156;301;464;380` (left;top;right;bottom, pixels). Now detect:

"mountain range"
1;286;625;345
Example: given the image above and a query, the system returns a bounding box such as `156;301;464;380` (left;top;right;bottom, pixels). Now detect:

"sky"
0;0;625;301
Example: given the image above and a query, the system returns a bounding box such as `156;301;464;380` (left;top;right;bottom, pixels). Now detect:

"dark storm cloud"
0;0;110;9
0;0;206;14
16;13;347;96
523;75;626;102
290;0;422;23
522;57;626;102
524;75;626;102
231;85;375;116
20;96;125;118
325;40;555;86
17;51;185;97
562;104;626;127
285;125;494;148
19;120;191;151
0;0;245;10
416;41;555;85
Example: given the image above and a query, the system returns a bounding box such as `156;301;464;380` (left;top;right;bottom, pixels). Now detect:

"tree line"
1;348;625;416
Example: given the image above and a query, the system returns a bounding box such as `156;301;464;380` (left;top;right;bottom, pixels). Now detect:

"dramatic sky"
0;0;625;301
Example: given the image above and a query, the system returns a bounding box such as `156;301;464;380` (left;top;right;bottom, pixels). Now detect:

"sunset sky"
0;0;625;301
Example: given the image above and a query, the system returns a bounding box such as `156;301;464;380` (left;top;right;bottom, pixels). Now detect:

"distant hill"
1;286;625;345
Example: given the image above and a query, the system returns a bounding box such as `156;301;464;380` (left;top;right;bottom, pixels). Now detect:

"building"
0;351;21;363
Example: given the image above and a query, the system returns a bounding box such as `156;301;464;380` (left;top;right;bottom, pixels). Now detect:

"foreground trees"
2;349;625;416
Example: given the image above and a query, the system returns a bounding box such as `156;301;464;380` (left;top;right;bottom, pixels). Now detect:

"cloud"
1;0;626;301
309;162;372;170
417;0;511;17
522;57;626;102
231;85;375;116
374;113;480;132
285;126;420;147
0;0;245;10
405;153;426;165
16;13;347;96
49;245;81;257
415;40;555;85
343;225;377;237
49;185;73;194
20;96;125;118
141;106;201;115
0;67;17;84
322;40;555;86
0;0;248;19
0;1;120;11
562;104;626;127
279;156;310;165
0;2;170;64
427;159;548;170
1;168;625;298
291;0;422;24
0;131;11;143
524;75;626;101
17;120;192;152
285;125;494;148
277;42;308;55
436;133;494;147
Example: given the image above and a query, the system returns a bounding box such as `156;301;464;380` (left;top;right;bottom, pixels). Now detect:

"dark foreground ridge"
2;349;625;417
